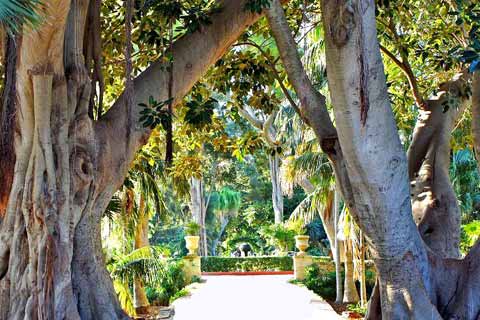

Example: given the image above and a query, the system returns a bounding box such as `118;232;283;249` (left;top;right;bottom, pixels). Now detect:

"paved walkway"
172;275;340;320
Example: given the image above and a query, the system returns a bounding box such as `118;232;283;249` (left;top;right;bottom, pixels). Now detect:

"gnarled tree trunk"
408;73;470;259
320;0;479;318
0;0;266;318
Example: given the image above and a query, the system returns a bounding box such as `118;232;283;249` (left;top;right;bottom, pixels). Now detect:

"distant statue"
238;243;252;257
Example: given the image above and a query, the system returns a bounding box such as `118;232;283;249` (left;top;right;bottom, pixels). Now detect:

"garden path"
172;275;340;320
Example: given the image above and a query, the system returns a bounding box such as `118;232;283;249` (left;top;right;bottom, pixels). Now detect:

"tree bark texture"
267;0;480;318
0;0;266;318
408;73;471;259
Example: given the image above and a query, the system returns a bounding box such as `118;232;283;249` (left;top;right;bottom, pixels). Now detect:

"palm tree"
103;146;167;314
0;0;41;33
209;187;241;256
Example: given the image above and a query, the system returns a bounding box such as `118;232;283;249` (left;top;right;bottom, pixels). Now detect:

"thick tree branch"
265;0;357;219
265;0;336;140
96;0;267;189
379;44;425;109
407;72;471;180
238;106;263;130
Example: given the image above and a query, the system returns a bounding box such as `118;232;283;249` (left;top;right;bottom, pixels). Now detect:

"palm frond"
0;0;41;33
110;245;170;285
113;279;136;316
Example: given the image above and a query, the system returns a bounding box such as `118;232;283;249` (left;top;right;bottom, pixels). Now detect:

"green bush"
303;263;377;301
304;265;337;300
185;221;201;236
144;259;188;306
260;224;296;254
201;256;293;272
169;288;190;304
460;220;480;254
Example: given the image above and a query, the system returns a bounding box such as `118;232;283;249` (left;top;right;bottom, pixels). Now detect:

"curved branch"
96;0;267;189
238;106;263;130
379;44;425;109
265;0;336;140
262;109;279;147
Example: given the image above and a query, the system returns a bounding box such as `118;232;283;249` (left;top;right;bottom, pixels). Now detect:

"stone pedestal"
182;255;201;283
294;255;313;281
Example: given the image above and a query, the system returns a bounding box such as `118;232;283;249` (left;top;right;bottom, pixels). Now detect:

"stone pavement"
172;275;340;320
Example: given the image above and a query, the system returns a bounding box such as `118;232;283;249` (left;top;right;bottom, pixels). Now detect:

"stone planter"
185;235;200;256
295;235;310;256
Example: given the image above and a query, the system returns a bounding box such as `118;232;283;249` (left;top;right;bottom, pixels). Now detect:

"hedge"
201;256;293;272
200;256;376;274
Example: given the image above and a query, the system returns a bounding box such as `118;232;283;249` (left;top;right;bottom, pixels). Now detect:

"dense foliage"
201;256;294;272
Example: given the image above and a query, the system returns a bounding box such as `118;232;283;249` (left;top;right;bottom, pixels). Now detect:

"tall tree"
0;1;268;318
266;0;480;318
238;106;284;223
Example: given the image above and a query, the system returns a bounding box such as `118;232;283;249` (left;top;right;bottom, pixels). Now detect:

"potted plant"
184;221;201;256
290;220;309;256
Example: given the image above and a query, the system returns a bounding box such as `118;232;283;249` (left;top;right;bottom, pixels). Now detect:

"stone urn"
185;236;200;256
295;235;310;256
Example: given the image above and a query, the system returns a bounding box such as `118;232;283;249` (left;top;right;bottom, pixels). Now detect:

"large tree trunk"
269;152;284;223
407;73;470;259
320;0;480;318
266;0;480;318
190;177;208;256
0;0;267;318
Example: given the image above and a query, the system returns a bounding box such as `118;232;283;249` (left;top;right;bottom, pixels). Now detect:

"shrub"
303;265;337;300
142;259;188;306
460;220;480;254
185;221;201;236
347;302;367;316
169;288;190;304
260;224;296;253
201;256;293;272
303;262;377;301
154;260;187;306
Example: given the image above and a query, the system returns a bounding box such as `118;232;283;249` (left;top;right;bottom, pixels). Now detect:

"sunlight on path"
172;275;340;320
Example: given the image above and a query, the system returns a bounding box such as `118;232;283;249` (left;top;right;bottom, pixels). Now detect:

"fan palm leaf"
0;0;41;33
